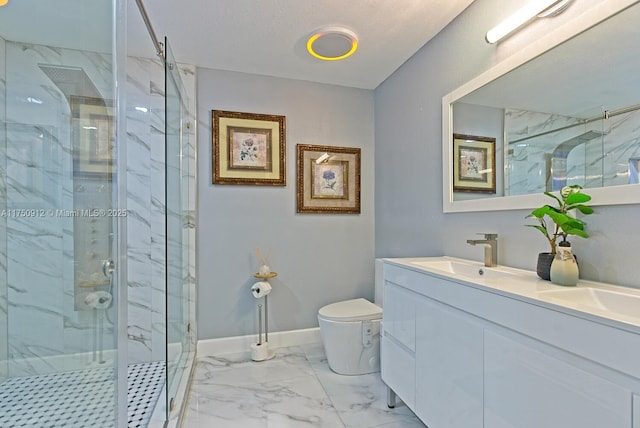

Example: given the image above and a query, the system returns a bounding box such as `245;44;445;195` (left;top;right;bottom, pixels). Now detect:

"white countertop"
384;256;640;332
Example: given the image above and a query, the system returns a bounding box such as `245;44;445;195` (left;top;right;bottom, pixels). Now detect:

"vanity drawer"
383;281;416;352
381;335;415;410
383;263;428;295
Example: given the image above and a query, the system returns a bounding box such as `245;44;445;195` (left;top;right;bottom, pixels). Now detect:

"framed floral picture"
71;96;114;180
212;110;286;185
453;133;496;193
297;144;361;214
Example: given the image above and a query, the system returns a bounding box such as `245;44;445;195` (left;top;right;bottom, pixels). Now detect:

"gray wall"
375;0;640;289
197;69;375;340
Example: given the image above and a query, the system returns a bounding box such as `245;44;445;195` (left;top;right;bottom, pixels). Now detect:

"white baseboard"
196;327;322;357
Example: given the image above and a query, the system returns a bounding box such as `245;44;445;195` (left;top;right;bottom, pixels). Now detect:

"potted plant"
525;185;594;280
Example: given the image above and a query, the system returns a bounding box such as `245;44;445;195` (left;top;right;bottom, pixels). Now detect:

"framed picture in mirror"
453;134;496;193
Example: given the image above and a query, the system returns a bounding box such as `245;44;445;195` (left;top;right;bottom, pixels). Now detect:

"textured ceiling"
127;0;476;89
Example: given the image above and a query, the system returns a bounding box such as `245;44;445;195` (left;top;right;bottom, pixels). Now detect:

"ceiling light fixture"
307;27;358;61
485;0;572;44
0;0;8;6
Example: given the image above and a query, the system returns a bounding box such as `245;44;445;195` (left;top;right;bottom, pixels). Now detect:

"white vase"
550;243;579;286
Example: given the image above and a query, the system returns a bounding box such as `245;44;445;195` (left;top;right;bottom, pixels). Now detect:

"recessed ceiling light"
0;0;8;6
306;26;358;61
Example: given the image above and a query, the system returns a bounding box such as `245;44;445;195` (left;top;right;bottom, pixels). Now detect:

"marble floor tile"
300;345;424;428
185;376;344;427
183;344;425;428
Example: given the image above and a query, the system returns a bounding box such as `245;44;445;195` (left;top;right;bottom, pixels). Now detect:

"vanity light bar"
486;0;571;44
315;152;330;164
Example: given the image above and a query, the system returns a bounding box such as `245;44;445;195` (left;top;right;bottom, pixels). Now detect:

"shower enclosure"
0;1;196;426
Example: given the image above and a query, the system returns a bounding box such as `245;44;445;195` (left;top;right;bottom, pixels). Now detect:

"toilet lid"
318;298;382;322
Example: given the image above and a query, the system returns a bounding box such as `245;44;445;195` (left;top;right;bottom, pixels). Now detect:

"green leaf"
525;224;548;235
560;219;584;232
544;191;562;205
573;205;594;214
565;193;591;204
563;228;589;238
546;210;570;225
529;206;550;218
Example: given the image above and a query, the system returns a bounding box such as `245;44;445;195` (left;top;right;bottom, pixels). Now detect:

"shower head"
38;64;103;100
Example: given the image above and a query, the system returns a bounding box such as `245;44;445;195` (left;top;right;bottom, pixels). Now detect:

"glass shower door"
164;38;191;414
0;1;122;426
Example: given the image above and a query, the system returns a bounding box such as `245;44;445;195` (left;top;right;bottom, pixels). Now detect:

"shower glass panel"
0;1;121;427
164;38;191;414
0;22;7;386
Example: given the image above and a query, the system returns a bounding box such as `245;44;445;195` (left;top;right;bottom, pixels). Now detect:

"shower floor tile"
128;361;165;428
0;361;165;428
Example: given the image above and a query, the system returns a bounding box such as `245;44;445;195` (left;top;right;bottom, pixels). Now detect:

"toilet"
318;298;382;375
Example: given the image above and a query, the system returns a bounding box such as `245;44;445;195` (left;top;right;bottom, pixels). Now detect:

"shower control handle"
102;259;115;277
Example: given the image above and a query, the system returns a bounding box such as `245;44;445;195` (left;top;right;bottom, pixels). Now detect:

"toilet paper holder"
251;271;277;361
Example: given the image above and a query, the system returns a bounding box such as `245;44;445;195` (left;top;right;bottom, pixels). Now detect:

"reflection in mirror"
444;1;640;212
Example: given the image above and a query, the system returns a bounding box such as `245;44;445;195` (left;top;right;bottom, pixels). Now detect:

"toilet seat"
318;298;382;322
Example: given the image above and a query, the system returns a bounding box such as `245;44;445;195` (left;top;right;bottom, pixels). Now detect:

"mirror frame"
443;0;640;213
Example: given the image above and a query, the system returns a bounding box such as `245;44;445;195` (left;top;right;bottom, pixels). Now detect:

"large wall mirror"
443;0;640;212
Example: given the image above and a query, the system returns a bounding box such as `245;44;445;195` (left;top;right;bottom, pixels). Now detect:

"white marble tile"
301;344;424;428
370;420;429;428
185;345;426;428
184;369;344;428
314;370;424;428
194;347;316;387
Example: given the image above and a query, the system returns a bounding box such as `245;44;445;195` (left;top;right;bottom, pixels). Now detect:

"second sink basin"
540;287;640;320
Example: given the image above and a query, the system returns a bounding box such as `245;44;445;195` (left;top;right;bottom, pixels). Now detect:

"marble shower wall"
582;109;640;188
125;56;196;365
503;108;640;195
505;109;585;196
0;35;7;382
3;39;196;375
5;41;114;376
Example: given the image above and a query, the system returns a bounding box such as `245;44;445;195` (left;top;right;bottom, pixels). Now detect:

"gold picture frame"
71;96;114;180
212;110;286;186
453;133;496;193
297;144;361;214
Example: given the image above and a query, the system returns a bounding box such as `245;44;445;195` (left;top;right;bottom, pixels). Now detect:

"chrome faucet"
466;233;498;267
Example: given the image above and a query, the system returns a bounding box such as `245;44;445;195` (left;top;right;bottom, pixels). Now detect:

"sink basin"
410;259;517;280
540;287;640;319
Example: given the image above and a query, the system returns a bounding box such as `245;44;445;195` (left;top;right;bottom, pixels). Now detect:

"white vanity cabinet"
382;259;640;428
484;330;631;428
381;281;417;409
415;297;483;428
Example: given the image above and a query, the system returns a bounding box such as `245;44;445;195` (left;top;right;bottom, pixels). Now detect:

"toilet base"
318;317;381;375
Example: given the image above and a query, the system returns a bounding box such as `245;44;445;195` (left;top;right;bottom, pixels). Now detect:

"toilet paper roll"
85;291;112;309
251;281;272;298
251;342;275;361
251;342;269;361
